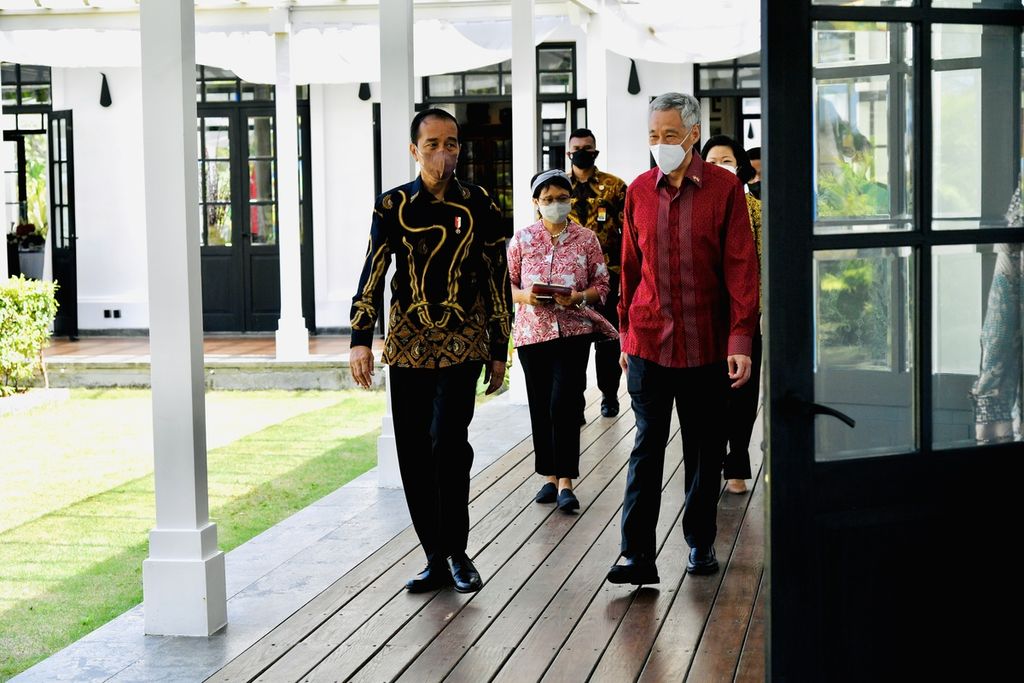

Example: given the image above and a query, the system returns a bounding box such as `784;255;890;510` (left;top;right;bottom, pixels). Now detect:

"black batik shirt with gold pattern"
568;168;627;275
350;176;513;368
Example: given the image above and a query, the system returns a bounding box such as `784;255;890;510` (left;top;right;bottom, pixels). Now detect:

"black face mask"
748;181;761;200
569;149;599;170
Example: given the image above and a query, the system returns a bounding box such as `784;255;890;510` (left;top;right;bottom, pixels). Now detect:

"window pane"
814;22;891;67
814;248;915;461
813;22;914;234
538;48;572;72
248;116;275;159
250;204;277;245
204;161;232;202
700;67;734;91
933;0;1023;7
742;97;762;115
248;160;276;202
201;118;231;159
465;73;499;95
427;75;462;98
539;72;573;95
737;67;761;89
20;85;50;106
202;66;235;80
932;25;1023;231
204;80;237;102
812;0;913;4
501;72;512;95
206;203;232;246
18;64;50;84
934;244;1024;449
2;85;17;106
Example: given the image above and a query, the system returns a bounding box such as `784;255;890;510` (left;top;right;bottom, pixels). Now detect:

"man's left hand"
727;354;751;389
484;360;507;395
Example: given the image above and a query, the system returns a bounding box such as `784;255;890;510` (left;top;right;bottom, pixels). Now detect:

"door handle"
782;392;856;429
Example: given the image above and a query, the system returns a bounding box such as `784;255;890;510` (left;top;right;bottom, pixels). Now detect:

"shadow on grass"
0;431;378;681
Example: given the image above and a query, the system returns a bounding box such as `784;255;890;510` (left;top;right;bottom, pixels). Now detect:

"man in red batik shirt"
606;92;759;585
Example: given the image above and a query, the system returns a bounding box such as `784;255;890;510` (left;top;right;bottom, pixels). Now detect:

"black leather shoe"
686;547;719;575
601;396;620;418
557;488;580;513
405;562;454;592
535;482;557;504
606;556;660;585
448;553;484;593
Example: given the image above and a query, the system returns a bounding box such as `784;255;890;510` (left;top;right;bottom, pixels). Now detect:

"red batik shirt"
618;153;759;368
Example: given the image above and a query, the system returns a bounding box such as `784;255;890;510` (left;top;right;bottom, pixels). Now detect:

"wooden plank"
685;475;765;682
389;421;673;683
631;461;764;683
303;412;640;682
253;398;634;681
733;575;766;683
486;433;688;683
340;410;652;683
207;388;608;682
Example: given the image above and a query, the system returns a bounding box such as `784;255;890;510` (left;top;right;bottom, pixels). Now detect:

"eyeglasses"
537;197;571;206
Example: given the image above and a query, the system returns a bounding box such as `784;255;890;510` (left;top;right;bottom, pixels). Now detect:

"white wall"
51;67;150;330
311;83;377;330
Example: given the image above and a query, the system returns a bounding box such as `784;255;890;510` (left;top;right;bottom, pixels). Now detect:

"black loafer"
448;553;484;593
557;488;580;513
405;562;454;592
686;547;719;575
601;396;620;418
535;482;557;504
606;556;660;585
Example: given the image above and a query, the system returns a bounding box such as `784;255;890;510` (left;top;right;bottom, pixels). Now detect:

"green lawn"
0;389;385;681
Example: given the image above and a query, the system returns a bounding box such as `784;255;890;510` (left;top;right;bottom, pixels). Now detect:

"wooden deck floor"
208;389;765;683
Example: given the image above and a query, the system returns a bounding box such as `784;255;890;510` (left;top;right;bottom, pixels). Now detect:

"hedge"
0;276;59;396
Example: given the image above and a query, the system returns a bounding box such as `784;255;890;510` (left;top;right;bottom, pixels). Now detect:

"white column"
139;0;226;636
274;28;310;360
510;0;537;406
585;11;608;155
376;0;415;488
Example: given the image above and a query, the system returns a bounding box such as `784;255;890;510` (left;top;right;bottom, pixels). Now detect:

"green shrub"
0;275;59;396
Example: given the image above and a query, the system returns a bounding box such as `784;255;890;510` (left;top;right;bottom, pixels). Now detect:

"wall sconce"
358;82;371;101
100;73;112;107
627;59;641;95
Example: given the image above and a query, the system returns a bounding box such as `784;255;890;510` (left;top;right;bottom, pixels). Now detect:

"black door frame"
48;109;78;339
197;100;315;333
764;1;1024;679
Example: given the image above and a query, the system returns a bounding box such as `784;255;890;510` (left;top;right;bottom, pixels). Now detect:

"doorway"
764;1;1023;679
196;104;315;333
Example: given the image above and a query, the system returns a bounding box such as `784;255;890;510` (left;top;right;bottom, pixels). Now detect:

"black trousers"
724;328;763;480
581;273;623;410
389;361;481;566
518;335;591;479
620;356;728;559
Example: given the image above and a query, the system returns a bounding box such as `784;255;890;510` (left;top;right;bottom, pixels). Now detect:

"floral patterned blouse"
507;220;615;348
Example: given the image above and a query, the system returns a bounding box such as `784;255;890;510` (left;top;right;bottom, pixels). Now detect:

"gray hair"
649;92;701;128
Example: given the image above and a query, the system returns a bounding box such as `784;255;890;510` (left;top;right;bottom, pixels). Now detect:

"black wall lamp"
358;82;371;101
627;59;641;95
100;72;112;107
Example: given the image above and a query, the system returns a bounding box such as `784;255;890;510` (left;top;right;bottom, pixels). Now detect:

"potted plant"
8;223;46;280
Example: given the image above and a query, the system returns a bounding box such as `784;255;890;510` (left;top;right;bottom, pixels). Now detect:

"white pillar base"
377;407;402;488
142;524;227;636
275;318;310;361
509;350;529;405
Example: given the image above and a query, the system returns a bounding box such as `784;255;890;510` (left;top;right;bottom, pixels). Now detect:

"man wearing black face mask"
566;128;628;419
747;146;762;200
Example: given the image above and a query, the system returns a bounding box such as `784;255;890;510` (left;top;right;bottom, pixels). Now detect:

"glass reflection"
932;24;1023;230
813;22;914;234
814;248;915;460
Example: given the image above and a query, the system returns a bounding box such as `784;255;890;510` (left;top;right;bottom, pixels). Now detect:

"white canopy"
0;1;762;81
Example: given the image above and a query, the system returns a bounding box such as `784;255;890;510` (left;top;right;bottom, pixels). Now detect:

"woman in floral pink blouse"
508;169;617;513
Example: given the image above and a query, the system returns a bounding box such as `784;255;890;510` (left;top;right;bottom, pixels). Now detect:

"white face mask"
538;200;572;224
649;126;695;175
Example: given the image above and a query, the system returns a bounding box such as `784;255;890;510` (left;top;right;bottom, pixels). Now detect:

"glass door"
765;0;1023;679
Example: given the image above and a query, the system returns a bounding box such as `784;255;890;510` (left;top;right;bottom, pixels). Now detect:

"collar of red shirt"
654;151;705;191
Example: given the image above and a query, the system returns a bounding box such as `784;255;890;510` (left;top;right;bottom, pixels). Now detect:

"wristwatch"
575;295;589;310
